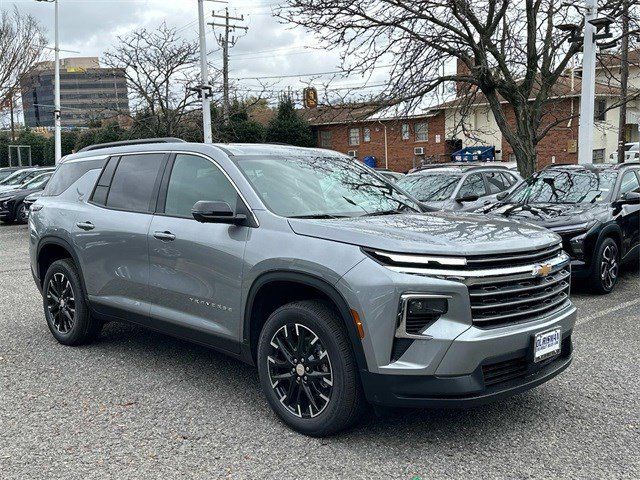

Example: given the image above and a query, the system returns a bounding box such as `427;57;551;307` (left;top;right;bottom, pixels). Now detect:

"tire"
42;258;103;345
257;300;366;436
15;202;28;224
590;237;620;294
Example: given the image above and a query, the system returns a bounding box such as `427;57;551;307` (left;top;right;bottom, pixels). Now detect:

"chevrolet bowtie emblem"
532;264;552;277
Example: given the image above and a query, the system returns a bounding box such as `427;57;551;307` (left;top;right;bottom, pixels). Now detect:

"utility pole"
617;0;629;164
578;0;598;165
210;8;247;123
197;0;213;143
9;91;15;142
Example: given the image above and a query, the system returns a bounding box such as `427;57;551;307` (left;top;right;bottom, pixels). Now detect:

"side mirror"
496;191;509;201
191;200;247;225
619;191;640;205
455;194;479;203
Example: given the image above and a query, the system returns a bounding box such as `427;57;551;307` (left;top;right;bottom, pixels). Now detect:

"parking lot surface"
1;223;638;479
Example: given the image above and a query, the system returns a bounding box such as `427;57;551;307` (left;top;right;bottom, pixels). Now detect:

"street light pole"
53;0;61;163
578;0;598;165
198;0;213;144
36;0;62;163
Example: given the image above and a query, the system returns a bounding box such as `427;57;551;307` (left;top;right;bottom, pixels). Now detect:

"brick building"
305;70;628;172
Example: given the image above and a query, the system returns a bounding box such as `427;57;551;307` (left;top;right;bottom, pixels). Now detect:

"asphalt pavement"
1;223;638;479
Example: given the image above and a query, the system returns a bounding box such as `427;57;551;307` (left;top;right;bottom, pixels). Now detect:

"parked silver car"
396;163;522;211
29;140;575;436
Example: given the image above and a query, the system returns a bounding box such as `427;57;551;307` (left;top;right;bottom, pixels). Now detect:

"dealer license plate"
533;328;561;363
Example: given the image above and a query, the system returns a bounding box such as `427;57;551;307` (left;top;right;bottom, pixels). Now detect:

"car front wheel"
590;238;620;294
15;202;29;224
257;300;366;436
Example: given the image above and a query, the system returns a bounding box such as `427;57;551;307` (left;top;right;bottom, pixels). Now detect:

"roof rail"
77;137;186;153
413;162;510;172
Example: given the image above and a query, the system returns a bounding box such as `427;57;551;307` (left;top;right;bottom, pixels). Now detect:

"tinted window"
619;171;640;196
44;159;105;196
22;173;52;190
106;154;164;212
164;154;237;217
485;171;511;194
458;174;487;198
396;173;461;202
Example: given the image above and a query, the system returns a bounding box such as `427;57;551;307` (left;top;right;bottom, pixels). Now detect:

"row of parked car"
0;166;56;224
377;160;640;294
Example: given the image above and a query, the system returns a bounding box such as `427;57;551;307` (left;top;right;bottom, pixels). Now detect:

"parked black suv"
0;171;53;224
481;163;640;293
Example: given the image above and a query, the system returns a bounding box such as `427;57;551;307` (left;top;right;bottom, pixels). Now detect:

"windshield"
22;173;52;189
396;173;461;202
0;170;31;186
507;169;617;204
236;155;421;218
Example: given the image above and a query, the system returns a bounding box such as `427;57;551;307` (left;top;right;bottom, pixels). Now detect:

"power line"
233;64;394;81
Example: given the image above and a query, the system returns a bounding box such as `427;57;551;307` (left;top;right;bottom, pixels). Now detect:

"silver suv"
29;140;576;436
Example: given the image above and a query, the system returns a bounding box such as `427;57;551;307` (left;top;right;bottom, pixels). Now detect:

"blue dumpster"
363;156;377;168
451;146;495;162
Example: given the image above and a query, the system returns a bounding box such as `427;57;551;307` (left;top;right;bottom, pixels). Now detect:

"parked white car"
609;142;639;163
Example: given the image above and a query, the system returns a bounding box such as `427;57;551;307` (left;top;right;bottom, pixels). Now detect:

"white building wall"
444;105;503;160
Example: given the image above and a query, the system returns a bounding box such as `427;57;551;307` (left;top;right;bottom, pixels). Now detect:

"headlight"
569;232;587;259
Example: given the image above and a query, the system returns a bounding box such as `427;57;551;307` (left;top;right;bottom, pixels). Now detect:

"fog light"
398;295;449;338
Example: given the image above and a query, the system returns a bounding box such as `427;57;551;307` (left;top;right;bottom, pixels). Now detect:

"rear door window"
103;153;165;213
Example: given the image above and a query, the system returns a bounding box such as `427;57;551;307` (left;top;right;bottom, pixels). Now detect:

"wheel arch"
242;271;368;372
37;237;87;295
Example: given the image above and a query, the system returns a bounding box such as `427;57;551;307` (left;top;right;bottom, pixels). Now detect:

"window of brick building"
415;122;428;142
320;130;332;148
402;123;410;140
594;99;607;122
363;128;371;142
592;148;605;164
349;128;360;146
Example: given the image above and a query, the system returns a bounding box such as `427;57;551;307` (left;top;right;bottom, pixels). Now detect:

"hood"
0;185;20;194
288;212;560;256
484;202;608;229
0;187;20;199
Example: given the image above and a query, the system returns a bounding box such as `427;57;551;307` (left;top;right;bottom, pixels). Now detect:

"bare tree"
103;24;201;138
0;8;46;111
278;0;639;176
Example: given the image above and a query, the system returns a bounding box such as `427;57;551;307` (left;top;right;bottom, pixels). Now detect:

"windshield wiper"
288;214;349;219
359;209;405;217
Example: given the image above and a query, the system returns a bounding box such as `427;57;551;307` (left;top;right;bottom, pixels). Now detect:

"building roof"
298;104;382;126
435;74;622;110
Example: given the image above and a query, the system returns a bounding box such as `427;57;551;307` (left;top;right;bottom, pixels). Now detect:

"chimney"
456;58;472;97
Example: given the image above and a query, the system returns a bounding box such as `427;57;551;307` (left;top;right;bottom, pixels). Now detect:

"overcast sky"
1;0;394;109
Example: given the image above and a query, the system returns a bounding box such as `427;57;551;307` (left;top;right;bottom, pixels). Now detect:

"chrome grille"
365;242;572;329
469;268;570;327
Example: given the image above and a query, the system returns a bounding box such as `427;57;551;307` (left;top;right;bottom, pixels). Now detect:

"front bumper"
361;330;573;408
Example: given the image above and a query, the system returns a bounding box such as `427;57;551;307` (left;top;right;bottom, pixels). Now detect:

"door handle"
76;221;94;231
153;231;176;241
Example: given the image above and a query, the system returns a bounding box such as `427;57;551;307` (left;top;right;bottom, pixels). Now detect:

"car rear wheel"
590;238;619;294
43;259;103;345
257;300;366;436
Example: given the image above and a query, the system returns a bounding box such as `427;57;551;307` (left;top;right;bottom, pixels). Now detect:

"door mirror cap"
191;200;246;225
455;194;480;203
496;191;509;201
619;191;640;205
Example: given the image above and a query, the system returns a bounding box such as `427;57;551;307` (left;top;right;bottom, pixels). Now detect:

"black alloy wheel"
16;202;29;224
600;242;619;291
46;272;76;334
267;323;333;419
257;300;366;436
42;258;103;345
